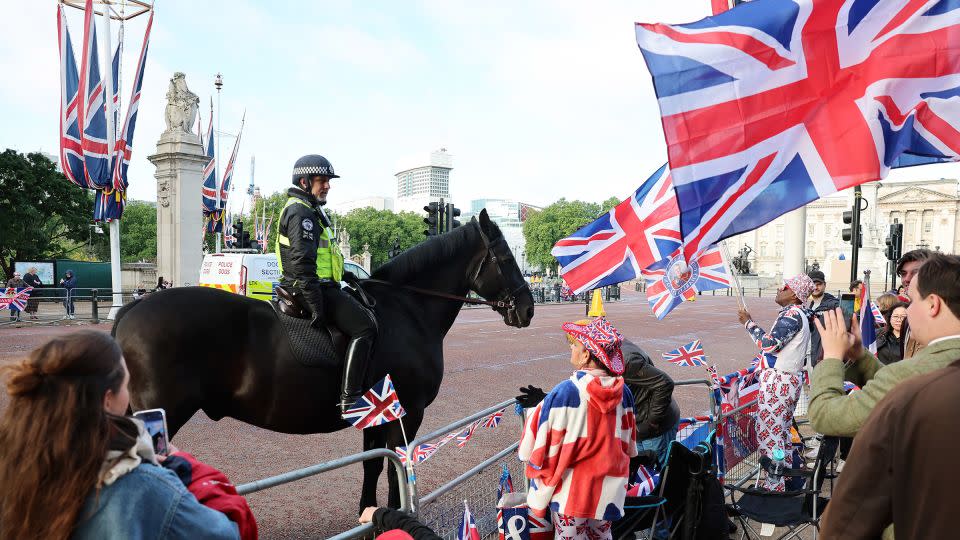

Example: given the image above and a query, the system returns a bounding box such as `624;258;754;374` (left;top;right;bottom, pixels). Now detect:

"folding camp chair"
613;433;723;540
726;436;840;540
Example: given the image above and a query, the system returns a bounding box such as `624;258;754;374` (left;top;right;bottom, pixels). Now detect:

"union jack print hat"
561;316;625;375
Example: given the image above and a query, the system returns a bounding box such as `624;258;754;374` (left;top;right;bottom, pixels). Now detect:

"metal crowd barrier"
235;448;411;540
0;287;145;326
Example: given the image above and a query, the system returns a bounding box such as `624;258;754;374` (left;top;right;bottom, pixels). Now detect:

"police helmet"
291;154;340;186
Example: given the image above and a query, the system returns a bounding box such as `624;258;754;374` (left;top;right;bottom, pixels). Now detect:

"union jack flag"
455;420;481;448
641;245;732;319
636;0;960;262
843;380;861;393
457;501;481;540
77;0;112;190
552;165;681;294
201;99;219;215
662;339;707;367
1;288;33;311
58;5;86;188
483;410;503;428
869;301;886;326
860;280;878;354
218;113;245;211
395;442;440;466
625;464;659;497
111;11;151;197
342;374;406;430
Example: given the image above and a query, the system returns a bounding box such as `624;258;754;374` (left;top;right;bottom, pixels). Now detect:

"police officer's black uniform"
277;155;377;414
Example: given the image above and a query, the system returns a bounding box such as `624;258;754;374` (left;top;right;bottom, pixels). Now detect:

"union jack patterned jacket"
518;370;638;521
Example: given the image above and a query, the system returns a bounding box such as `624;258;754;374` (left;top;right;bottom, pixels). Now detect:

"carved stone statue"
733;245;754;275
164;72;199;133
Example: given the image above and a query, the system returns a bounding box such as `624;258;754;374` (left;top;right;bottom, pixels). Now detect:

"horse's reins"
360;226;527;311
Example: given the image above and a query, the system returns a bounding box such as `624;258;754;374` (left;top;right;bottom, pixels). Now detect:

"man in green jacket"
809;253;960;437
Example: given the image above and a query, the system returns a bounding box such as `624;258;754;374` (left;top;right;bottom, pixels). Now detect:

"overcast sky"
2;1;958;213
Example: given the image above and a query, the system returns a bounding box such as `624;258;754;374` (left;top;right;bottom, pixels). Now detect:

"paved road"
0;289;784;537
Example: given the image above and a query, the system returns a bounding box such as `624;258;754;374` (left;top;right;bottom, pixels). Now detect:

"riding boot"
340;336;373;414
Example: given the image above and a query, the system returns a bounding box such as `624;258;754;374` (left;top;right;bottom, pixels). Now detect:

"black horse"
112;210;534;509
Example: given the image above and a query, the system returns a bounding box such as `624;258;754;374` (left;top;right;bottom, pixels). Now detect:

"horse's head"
468;210;535;328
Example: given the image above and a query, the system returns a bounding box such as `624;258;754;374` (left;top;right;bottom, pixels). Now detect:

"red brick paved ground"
0;289;784;537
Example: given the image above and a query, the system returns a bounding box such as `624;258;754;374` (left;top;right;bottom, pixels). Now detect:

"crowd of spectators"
0;249;957;539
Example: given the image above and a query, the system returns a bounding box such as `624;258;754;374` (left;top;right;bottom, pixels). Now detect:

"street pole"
215;73;223;253
850;186;862;284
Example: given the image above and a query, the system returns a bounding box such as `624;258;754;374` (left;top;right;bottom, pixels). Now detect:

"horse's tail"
110;297;143;337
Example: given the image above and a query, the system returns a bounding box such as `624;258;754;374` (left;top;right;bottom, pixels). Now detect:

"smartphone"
133;408;170;456
839;293;856;330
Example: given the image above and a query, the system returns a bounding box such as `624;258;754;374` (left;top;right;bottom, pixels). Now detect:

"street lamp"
521;251;526;274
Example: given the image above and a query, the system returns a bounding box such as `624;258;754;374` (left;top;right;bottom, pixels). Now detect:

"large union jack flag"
77;0;112;191
663;339;707;367
552;164;681;294
58;5;87;189
636;0;960;261
218;113;245;211
201;99;219;215
641;245;732;319
342;374;406;430
1;288;34;311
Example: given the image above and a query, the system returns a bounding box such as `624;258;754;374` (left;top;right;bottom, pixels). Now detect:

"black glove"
516;385;547;408
342;270;358;283
302;286;325;328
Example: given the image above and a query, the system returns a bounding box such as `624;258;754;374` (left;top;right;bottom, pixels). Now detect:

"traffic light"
232;222;243;248
885;223;903;261
445;203;461;231
240;229;252;249
423;202;439;237
841;211;862;248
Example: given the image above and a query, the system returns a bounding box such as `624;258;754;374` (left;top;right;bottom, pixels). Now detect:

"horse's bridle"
364;224;528;315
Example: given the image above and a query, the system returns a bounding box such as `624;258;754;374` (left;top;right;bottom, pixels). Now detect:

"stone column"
783;207;807;276
148;73;205;287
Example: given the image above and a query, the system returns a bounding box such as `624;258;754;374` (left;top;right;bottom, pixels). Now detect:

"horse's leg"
360;425;387;513
385;410;424;509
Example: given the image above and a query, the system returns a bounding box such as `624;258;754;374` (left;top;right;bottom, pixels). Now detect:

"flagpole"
98;4;124;317
215;73;223;253
721;241;748;310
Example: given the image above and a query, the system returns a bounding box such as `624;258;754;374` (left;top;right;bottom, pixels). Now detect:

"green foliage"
600;196;621;214
0;150;92;277
522;198;604;273
243;192;288;252
120;201;158;262
338;207;425;269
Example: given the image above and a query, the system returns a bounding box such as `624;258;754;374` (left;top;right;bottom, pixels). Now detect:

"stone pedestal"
148;129;207;287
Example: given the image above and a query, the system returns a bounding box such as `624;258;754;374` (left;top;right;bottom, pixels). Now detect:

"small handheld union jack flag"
457;500;481;540
342;374;406;430
663;339;706;367
869;301;886;327
626;464;659;497
2;288;33;311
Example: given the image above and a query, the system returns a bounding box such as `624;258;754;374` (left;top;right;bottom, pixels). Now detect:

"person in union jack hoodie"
518;317;638;540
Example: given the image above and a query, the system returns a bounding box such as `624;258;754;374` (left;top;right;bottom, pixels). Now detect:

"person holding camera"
0;331;254;539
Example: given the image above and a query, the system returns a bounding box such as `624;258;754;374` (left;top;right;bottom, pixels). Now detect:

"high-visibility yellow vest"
275;197;344;282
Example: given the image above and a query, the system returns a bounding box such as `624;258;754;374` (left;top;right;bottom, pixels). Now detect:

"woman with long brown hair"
0;330;244;539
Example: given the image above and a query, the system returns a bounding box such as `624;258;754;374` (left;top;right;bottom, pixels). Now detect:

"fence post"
91;289;100;324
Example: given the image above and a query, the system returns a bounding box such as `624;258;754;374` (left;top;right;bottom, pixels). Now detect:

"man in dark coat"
806;270;838;366
622;339;681;467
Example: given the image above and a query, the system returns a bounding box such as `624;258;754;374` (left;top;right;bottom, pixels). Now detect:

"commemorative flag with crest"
635;0;960;262
641;245;732;319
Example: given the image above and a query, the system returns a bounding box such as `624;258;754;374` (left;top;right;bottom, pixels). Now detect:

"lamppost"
214;73;223;254
521;251;526;274
88;224;104;255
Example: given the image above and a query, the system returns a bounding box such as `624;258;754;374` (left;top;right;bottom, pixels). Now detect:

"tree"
522;199;601;272
119;201;158;262
338;207;425;269
600;196;621;214
0;150;91;278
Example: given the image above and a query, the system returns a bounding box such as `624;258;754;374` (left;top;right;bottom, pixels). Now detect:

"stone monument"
148;72;206;287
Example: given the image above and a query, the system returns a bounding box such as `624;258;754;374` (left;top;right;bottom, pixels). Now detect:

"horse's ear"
479;208;491;230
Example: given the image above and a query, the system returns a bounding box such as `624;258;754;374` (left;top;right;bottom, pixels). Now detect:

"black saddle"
272;286;347;368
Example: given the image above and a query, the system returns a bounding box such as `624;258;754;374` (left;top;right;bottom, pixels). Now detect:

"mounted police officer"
276;154;377;414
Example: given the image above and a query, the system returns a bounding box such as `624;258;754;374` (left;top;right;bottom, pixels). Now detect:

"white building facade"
463;199;542;273
395;149;453;214
329;196;395;215
724;177;960;289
